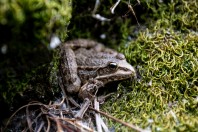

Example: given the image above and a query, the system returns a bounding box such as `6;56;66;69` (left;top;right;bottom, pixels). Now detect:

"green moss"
103;28;198;131
94;0;198;131
66;1;198;130
0;0;72;106
1;0;197;131
69;0;197;45
144;0;198;31
49;47;61;92
0;0;72;43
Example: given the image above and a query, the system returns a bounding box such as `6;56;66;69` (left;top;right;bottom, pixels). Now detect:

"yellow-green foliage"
104;29;198;131
144;0;198;31
0;0;72;42
102;0;198;131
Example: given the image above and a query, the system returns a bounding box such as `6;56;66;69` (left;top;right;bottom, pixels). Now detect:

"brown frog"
59;39;136;99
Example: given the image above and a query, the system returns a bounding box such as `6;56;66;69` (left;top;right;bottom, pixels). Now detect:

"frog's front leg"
78;79;104;100
59;39;103;95
59;47;81;94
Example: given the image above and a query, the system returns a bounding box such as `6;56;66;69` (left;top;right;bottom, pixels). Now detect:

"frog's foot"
78;80;104;100
97;93;114;104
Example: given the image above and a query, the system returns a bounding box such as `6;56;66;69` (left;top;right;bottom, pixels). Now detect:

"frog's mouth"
97;71;135;82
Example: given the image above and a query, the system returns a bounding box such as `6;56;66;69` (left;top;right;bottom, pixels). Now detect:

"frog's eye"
108;62;118;69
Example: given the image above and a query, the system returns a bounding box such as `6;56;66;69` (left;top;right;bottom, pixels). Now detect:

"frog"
58;39;136;100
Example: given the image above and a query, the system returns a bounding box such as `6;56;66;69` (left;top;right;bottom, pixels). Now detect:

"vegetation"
104;29;198;131
102;0;198;131
0;0;71;117
0;0;197;131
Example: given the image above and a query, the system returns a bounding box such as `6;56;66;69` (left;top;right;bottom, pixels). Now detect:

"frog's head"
96;53;136;84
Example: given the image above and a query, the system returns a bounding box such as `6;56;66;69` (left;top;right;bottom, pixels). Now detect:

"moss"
103;29;198;131
143;0;198;31
0;0;72;43
65;0;198;131
1;0;197;131
49;47;61;93
100;1;198;131
0;0;71;108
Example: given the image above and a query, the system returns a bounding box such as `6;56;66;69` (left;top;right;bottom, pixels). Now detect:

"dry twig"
89;107;145;132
